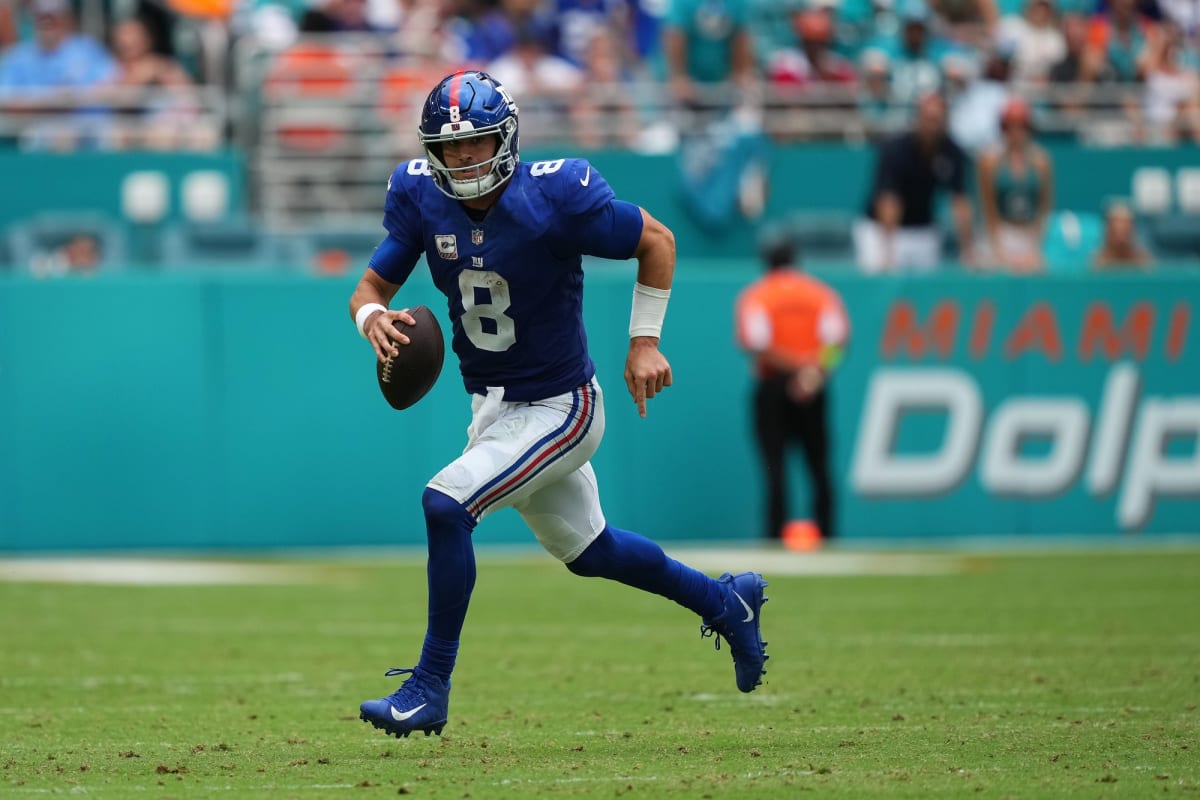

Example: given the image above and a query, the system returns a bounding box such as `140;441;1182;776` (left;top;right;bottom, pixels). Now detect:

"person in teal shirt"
859;0;965;104
976;97;1054;272
662;0;756;109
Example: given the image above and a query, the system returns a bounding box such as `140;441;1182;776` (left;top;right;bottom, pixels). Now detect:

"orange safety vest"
735;269;849;378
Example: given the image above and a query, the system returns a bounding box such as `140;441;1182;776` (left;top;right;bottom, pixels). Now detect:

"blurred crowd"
1;0;1194;276
2;0;1200;150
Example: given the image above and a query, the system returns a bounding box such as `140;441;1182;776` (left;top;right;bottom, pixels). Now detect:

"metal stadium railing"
0;84;229;151
228;35;1159;226
0;33;1157;229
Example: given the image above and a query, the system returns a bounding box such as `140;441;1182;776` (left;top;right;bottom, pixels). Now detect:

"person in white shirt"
996;0;1067;84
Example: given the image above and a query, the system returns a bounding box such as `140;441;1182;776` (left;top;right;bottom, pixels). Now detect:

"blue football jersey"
369;157;645;402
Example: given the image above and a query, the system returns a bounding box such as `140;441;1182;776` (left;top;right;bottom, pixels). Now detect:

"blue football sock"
417;488;477;681
566;525;725;619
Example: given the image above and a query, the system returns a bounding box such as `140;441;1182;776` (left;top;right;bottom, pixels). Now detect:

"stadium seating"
159;217;301;270
1042;209;1103;271
1144;214;1200;260
291;218;386;275
4;211;129;275
783;210;857;263
1130;166;1200;261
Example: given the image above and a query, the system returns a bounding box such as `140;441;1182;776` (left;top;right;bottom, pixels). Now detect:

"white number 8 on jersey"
459;270;516;352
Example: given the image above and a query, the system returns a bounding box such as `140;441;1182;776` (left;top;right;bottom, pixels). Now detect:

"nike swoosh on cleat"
580;166;591;187
390;703;427;722
733;590;754;623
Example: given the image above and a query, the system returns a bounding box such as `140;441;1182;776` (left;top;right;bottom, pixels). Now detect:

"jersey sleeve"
573;200;644;259
543;158;616;217
369;161;425;285
538;159;644;259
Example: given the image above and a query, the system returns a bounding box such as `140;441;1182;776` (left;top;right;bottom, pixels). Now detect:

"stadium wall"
3;146;1199;262
1;268;1197;552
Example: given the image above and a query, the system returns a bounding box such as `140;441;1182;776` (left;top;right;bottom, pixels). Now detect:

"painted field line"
0;558;326;586
664;548;972;576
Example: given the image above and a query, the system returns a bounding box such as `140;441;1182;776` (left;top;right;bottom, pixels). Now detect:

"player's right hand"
366;308;416;363
625;337;673;418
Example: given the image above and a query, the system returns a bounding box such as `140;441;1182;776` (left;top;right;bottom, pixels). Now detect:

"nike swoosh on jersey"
580;166;590;187
733;590;754;623
390;703;427;722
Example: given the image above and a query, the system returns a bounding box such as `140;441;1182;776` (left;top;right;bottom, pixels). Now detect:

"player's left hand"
625;337;673;419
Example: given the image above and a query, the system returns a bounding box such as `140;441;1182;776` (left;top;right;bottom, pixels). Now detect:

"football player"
349;70;769;738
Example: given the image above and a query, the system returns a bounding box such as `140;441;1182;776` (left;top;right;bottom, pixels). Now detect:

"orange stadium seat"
378;65;429;120
263;43;358;153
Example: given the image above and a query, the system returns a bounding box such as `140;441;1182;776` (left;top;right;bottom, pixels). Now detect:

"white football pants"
427;377;607;562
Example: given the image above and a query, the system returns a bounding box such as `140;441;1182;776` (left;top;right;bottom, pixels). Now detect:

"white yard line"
0;559;324;585
664;548;971;576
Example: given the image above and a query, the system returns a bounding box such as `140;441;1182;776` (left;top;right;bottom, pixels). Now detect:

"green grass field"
2;544;1198;798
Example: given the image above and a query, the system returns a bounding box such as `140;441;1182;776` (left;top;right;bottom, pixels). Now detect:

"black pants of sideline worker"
753;376;834;541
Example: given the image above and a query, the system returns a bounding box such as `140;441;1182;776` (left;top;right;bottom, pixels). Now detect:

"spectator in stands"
444;0;549;65
106;16;214;150
627;0;664;67
976;97;1052;271
553;0;643;71
1;0;17;50
766;9;858;89
486;21;584;145
1079;0;1163;142
1047;13;1121;133
388;0;449;60
0;0;115;96
996;0;1066;84
1092;201;1153;269
834;0;881;41
947;45;1013;151
1142;20;1200;143
860;0;957;105
29;232;101;279
934;0;996;49
1085;0;1159;83
0;0;116;148
1050;13;1116;82
661;0;756;116
572;23;642;149
854;91;974;272
857;48;900;137
762;8;858;140
302;0;397;34
1158;0;1200;32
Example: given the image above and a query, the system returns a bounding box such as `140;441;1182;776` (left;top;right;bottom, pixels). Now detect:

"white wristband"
356;302;387;338
629;282;670;339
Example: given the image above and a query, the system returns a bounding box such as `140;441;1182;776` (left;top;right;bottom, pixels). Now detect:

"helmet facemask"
421;116;518;199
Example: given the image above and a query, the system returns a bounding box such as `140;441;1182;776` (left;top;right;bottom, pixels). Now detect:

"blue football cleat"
359;667;450;738
701;572;770;692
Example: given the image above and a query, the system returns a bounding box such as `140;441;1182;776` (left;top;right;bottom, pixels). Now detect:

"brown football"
376;305;445;410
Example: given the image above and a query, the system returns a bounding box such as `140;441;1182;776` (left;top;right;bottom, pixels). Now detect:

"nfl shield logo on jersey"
471;229;484;246
435;234;458;259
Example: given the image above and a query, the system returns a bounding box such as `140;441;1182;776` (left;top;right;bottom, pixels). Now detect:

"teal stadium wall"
1;268;1198;551
0;152;246;229
2;146;1198;550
